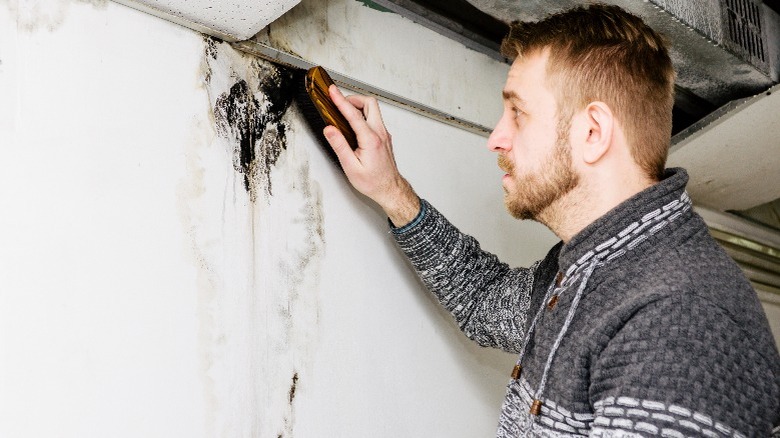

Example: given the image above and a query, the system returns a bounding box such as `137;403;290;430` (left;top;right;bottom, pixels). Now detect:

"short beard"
502;121;579;221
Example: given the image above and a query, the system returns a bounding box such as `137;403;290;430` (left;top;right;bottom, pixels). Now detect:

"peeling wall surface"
0;1;557;437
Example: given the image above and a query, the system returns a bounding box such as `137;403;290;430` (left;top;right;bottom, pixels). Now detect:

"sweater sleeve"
587;294;780;437
391;199;536;354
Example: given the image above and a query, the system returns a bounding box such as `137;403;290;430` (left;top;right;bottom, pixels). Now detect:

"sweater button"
511;364;522;380
530;399;543;415
555;271;563;287
547;295;559;310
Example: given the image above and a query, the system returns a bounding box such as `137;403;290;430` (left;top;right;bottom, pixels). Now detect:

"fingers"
323;86;406;210
347;94;387;136
328;85;389;147
328;85;365;125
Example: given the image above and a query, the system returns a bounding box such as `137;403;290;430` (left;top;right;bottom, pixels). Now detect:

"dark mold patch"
288;372;299;403
213;63;296;201
277;372;300;438
201;37;221;84
204;36;220;60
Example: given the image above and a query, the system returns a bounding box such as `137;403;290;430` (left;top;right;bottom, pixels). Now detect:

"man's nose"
487;116;511;153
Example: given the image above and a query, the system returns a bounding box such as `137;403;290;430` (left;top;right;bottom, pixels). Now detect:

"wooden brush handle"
305;66;358;150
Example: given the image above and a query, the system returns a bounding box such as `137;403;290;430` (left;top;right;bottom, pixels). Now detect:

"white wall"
1;2;209;435
0;1;557;437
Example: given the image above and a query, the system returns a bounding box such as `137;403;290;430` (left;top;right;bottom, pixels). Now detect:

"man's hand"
323;85;420;228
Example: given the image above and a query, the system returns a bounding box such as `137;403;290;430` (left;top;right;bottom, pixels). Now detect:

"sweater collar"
557;167;691;275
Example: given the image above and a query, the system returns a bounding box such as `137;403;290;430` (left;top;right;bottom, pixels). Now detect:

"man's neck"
538;176;657;243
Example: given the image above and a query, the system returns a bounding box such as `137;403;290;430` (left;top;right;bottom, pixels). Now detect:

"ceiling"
112;0;301;41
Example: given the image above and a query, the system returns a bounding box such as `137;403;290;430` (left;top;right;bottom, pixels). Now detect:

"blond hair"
501;4;675;180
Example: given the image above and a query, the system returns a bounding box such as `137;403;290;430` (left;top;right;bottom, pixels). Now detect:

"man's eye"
513;108;523;119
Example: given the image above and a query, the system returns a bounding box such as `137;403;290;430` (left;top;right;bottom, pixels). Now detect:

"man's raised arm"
322;85;537;353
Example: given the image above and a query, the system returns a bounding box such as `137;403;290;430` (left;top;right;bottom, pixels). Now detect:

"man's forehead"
503;52;551;103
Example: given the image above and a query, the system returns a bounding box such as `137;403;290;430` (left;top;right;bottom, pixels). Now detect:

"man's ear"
580;102;614;164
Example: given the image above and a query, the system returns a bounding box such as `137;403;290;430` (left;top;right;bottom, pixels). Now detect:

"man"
323;4;780;437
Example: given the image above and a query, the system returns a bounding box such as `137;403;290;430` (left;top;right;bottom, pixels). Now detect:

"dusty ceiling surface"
112;0;300;41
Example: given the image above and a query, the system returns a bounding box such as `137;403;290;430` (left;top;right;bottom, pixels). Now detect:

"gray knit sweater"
391;168;780;437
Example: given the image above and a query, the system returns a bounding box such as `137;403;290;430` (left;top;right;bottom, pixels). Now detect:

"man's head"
490;4;675;224
495;51;579;221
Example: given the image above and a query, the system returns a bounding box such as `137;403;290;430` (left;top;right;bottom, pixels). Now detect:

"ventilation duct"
642;0;779;104
464;0;780;109
720;0;774;73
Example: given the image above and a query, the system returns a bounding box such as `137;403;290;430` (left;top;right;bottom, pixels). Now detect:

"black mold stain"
213;63;295;200
202;37;220;84
288;372;299;403
216;80;250;185
277;372;300;438
204;36;219;60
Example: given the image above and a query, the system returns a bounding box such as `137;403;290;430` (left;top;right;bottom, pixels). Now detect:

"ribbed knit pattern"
392;168;780;436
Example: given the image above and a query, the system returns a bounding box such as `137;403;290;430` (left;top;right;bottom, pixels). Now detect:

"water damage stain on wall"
12;0;108;32
213;56;294;201
195;38;325;437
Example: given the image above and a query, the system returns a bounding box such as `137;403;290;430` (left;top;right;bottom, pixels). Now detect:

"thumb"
324;125;360;170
